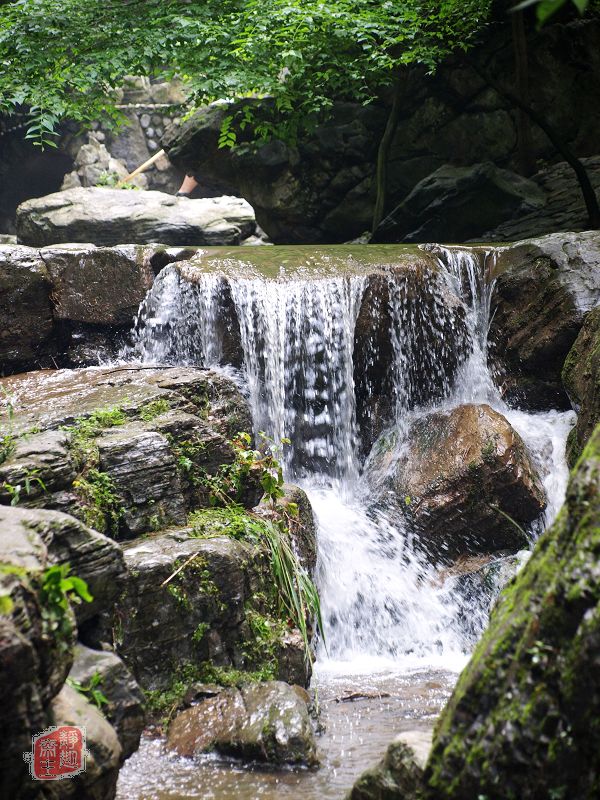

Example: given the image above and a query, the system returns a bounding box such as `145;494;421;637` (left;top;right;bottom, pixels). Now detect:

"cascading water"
126;247;574;669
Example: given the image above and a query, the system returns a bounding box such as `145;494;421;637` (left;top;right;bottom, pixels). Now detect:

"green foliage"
187;504;269;540
38;563;92;647
0;389;16;466
73;468;124;535
513;0;589;24
139;398;171;421
0;0;499;147
65;405;126;470
0;594;14;615
66;671;109;711
203;431;285;507
1;469;47;506
191;433;323;664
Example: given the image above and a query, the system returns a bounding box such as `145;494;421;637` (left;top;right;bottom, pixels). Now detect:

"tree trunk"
372;80;402;234
471;61;600;229
511;10;536;176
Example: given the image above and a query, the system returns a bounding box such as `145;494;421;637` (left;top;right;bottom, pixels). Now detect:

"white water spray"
127;247;574;671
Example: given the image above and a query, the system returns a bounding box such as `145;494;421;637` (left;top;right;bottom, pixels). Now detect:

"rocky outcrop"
373;163;546;244
0;244;54;368
366;404;545;561
490;231;600;409
0;504;136;800
117;520;310;690
562;306;600;465
352;253;469;454
68;644;145;760
0;366;254;538
347;730;432;800
162;20;600;243
421;423;600;800
50;683;123;800
0;242;197;372
16;187;257;247
166;681;317;766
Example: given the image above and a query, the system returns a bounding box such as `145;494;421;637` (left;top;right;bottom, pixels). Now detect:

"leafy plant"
2;469;47;506
139;398;170;421
38;563;92;647
73;468;124;536
66;671;109;711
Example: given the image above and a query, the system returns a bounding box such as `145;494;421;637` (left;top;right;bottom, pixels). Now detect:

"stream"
117;244;574;799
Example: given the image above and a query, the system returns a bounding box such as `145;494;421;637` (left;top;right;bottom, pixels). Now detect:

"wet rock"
16;187;257;247
0;244;54;369
69;644;145;760
442;551;530;646
562;306;600;465
347;730;432;800
97;426;187;537
367;404;545;561
372;162;545;244
424;423;600;800
280;484;318;574
490;230;600;408
115;530;267;689
0;506;77;799
0;366;256;536
166;681;317;766
0;505;126;626
50;683;122;800
38;243;154;326
353;254;469;455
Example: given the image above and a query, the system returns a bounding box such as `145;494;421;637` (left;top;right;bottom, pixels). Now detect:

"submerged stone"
166;681;318;766
347;730;432;800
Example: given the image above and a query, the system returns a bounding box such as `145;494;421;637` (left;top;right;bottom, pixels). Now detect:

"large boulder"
562;306;600;465
372;163;546;244
116;520;310;691
49;683;123;800
490;230;600;409
0;242;196;372
423;423;600;800
166;681;317;766
16;187;257;247
0;505;129;800
366;404;545;561
0;508;76;800
38;243;154;326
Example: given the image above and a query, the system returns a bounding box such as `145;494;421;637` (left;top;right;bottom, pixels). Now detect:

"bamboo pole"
119;148;166;185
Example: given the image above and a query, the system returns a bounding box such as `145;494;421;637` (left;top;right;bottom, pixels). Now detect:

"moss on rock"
562;306;600;466
423;423;600;800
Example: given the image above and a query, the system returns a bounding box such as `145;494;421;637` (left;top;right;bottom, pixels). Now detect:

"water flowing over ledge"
120;243;574;671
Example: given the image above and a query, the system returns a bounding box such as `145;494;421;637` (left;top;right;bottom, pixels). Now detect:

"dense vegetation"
0;0;587;147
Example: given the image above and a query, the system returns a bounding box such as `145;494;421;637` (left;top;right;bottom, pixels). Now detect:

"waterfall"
125;246;574;671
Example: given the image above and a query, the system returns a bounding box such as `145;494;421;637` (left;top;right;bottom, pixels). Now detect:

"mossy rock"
423;422;600;800
562;305;600;466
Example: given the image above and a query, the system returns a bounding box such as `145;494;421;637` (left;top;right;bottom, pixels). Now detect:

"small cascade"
125;246;574;668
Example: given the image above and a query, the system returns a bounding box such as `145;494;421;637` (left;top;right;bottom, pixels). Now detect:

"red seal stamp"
23;726;87;780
